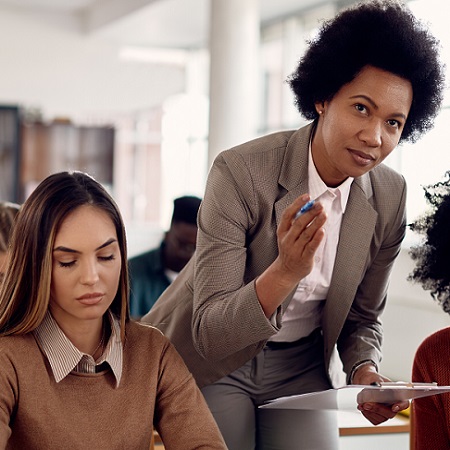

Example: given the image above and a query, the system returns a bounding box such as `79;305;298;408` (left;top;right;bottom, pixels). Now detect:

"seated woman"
409;172;450;449
0;171;226;450
0;201;20;283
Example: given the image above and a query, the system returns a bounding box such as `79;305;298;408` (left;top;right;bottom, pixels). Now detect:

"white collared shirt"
270;145;353;342
34;310;123;387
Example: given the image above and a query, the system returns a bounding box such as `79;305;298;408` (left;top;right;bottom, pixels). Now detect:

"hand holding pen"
277;194;326;279
255;194;326;318
294;198;316;220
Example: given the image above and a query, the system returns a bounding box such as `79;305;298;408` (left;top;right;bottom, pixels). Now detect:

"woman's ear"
314;101;325;116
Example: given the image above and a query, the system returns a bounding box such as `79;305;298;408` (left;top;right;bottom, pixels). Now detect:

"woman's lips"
76;293;104;305
348;149;375;166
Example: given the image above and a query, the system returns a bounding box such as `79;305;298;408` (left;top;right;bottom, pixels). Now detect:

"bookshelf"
0;105;115;203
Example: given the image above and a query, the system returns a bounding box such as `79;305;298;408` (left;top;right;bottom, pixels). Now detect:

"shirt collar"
34;310;123;387
308;141;353;213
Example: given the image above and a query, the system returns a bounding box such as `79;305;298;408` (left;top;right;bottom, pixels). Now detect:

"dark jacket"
128;243;171;317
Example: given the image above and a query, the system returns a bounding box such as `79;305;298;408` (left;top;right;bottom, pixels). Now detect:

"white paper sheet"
259;384;450;410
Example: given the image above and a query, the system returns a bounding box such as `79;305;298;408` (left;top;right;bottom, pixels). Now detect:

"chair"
150;431;155;450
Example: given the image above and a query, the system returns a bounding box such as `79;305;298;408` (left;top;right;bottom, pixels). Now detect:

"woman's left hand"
352;363;410;425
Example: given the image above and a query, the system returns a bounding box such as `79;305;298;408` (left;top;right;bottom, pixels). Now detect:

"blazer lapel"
273;124;314;312
322;175;377;354
274;123;314;225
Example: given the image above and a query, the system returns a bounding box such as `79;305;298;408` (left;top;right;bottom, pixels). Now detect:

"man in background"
128;195;201;318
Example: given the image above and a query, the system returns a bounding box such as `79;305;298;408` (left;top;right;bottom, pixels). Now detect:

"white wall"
0;6;185;121
126;222;163;259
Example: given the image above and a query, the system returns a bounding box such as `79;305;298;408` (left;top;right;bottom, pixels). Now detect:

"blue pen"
294;199;315;220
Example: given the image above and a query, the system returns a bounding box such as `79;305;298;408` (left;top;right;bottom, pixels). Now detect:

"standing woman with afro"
143;1;446;448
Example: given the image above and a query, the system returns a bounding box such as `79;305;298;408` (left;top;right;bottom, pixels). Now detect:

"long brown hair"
0;171;130;337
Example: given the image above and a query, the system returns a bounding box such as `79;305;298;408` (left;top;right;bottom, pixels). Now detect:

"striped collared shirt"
34;310;123;387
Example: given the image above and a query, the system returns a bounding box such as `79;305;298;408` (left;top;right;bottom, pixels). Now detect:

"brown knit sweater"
412;326;450;450
0;320;227;449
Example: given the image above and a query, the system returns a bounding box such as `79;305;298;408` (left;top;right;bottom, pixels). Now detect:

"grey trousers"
201;330;339;450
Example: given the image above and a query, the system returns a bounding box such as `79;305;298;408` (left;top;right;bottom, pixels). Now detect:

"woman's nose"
359;119;382;147
80;260;100;285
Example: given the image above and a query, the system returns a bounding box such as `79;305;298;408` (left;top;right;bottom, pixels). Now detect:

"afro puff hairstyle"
287;0;445;144
409;172;450;315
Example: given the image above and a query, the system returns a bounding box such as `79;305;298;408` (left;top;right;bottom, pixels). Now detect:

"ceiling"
0;0;335;49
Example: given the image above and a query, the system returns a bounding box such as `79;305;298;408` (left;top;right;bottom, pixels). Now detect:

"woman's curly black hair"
409;172;450;314
287;0;445;144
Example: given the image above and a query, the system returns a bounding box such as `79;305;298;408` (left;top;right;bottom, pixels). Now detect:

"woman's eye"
99;254;115;262
355;104;367;113
58;261;75;268
387;119;400;128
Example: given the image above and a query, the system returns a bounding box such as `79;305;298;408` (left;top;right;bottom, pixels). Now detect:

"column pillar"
207;0;260;167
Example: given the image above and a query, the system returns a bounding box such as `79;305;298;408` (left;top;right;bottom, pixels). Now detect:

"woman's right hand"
255;194;327;317
277;194;326;282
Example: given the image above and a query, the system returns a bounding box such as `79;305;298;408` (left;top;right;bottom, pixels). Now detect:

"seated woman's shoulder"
127;320;167;342
421;326;450;347
0;333;35;346
0;333;38;361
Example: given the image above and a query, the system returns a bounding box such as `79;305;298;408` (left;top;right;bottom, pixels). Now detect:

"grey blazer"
142;122;406;388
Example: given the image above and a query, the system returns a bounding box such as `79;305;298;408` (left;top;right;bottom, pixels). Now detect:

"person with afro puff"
142;1;446;448
409;173;450;449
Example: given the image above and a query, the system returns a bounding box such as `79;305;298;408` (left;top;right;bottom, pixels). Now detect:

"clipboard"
355;382;446;404
259;383;450;411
